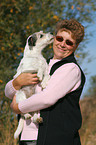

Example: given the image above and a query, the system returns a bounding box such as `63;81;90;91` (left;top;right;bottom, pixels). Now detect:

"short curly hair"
55;19;84;45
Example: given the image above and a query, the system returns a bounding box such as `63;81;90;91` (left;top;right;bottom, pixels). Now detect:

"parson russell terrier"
13;31;54;139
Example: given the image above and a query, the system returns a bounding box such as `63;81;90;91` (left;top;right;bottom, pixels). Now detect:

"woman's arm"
5;79;17;99
11;63;81;114
5;73;39;99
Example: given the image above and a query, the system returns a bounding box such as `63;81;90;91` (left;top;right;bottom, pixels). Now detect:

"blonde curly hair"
55;19;84;45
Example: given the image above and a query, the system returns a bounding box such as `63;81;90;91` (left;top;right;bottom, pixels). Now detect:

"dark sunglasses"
55;36;74;46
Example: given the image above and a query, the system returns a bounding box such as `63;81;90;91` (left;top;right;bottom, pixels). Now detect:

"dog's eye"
40;34;43;38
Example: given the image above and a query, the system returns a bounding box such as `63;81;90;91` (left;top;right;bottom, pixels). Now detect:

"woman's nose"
60;40;66;47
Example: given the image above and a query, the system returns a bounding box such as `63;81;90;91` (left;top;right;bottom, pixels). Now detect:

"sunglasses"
55;36;74;46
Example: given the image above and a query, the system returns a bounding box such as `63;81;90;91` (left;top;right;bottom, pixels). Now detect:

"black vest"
37;53;85;145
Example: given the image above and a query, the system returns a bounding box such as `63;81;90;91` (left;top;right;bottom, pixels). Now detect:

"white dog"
14;31;53;139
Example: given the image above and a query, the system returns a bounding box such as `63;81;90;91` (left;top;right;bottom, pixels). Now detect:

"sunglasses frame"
55;35;74;46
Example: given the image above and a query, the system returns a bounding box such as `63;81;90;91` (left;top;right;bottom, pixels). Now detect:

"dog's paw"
36;117;43;124
32;113;40;123
41;75;50;88
24;113;32;119
41;81;46;89
37;71;43;81
32;113;43;124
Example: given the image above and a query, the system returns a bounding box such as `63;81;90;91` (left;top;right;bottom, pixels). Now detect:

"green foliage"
0;0;96;68
0;0;96;144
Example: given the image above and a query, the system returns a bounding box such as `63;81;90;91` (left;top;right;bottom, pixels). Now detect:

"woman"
5;19;85;145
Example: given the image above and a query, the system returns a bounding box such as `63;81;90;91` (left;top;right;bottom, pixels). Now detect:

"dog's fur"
14;31;53;139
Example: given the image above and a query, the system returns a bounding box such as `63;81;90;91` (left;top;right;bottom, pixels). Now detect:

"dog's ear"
28;34;37;48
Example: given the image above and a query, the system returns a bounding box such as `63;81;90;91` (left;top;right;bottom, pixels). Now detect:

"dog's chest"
21;56;46;73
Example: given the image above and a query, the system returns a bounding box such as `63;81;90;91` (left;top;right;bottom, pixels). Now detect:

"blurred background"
0;0;96;144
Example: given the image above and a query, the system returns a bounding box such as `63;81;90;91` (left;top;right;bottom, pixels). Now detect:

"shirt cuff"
5;79;17;99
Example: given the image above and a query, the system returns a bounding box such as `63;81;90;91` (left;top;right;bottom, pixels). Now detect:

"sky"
80;21;96;98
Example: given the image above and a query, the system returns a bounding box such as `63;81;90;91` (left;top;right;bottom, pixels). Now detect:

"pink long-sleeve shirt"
5;58;81;140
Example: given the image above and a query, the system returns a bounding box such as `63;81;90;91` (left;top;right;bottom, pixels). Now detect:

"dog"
13;31;53;139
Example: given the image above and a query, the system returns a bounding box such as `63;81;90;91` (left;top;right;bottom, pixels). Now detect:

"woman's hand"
10;95;22;114
12;73;39;90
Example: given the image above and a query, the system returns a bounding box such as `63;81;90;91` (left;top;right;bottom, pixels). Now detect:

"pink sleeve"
5;79;17;99
18;63;81;113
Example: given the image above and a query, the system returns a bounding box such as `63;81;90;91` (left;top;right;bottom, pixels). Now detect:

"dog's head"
24;31;53;56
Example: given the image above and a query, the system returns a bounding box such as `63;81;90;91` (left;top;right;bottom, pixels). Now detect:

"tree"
0;0;96;144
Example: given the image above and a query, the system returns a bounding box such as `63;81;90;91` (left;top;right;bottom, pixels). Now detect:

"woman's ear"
28;34;37;48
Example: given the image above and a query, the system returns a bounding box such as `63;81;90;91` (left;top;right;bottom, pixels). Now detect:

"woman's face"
53;30;77;60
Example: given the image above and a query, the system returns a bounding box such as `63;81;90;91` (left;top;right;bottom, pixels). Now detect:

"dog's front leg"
41;74;50;88
41;63;50;88
37;68;44;81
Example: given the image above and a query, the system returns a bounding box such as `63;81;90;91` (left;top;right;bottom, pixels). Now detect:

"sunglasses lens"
66;40;73;46
56;36;63;42
56;36;74;46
